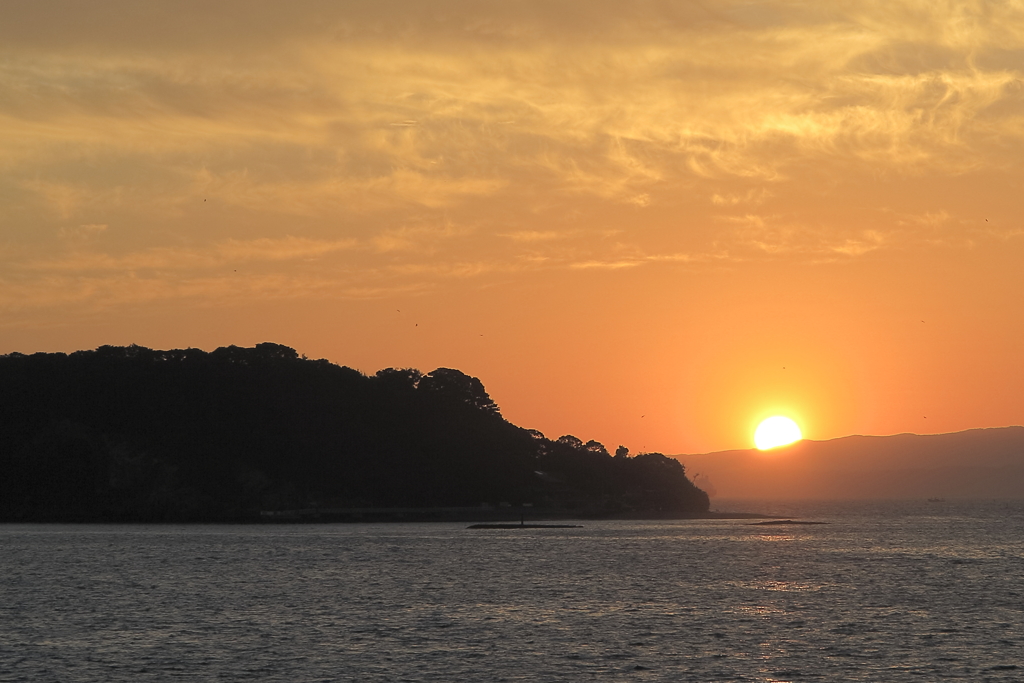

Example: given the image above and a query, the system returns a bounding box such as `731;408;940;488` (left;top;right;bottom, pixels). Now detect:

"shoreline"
2;508;773;525
256;506;772;523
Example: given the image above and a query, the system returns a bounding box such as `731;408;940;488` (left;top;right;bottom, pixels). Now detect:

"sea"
2;500;1022;682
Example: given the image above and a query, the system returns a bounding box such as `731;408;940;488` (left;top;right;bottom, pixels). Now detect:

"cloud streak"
2;0;1023;316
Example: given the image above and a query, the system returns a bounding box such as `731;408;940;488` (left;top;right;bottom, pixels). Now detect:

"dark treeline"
0;343;709;522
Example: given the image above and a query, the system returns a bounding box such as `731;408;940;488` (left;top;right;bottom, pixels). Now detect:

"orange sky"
2;1;1023;453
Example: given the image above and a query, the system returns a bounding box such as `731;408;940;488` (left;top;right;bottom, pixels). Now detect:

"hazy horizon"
676;424;1024;456
676;426;1024;500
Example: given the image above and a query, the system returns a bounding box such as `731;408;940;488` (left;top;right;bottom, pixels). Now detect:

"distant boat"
927;498;945;503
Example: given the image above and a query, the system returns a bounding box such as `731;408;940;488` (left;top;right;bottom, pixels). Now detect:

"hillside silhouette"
0;343;709;522
677;427;1024;500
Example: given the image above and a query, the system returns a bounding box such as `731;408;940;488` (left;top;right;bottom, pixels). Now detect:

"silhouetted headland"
0;343;711;522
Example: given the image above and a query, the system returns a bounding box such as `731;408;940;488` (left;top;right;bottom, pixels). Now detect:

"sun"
754;416;803;450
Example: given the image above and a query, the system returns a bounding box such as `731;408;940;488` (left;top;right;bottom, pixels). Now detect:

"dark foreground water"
2;500;1023;682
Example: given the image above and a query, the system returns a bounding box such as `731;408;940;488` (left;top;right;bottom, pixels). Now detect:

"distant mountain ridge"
675;426;1024;500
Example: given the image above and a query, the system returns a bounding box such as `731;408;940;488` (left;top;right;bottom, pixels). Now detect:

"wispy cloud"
28;236;356;273
59;223;108;240
3;0;1023;316
501;231;564;242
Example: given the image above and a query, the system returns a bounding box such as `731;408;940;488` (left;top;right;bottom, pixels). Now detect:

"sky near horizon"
2;0;1023;453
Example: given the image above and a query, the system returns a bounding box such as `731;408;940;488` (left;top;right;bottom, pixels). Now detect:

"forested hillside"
0;343;709;521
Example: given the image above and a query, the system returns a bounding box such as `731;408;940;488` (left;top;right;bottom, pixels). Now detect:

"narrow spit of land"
258;507;773;524
466;528;585;532
751;519;830;525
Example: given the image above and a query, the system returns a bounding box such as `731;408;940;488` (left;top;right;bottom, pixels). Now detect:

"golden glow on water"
0;502;1020;680
754;416;803;450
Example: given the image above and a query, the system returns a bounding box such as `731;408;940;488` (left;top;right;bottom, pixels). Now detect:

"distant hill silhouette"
677;427;1024;500
0;343;709;521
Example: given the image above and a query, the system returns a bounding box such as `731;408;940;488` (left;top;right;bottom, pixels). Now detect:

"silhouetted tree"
557;435;584;450
418;368;500;415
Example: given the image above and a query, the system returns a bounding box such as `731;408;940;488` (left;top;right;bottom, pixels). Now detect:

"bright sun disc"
754;416;803;450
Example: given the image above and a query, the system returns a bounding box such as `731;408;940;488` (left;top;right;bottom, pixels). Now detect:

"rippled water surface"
3;500;1023;682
